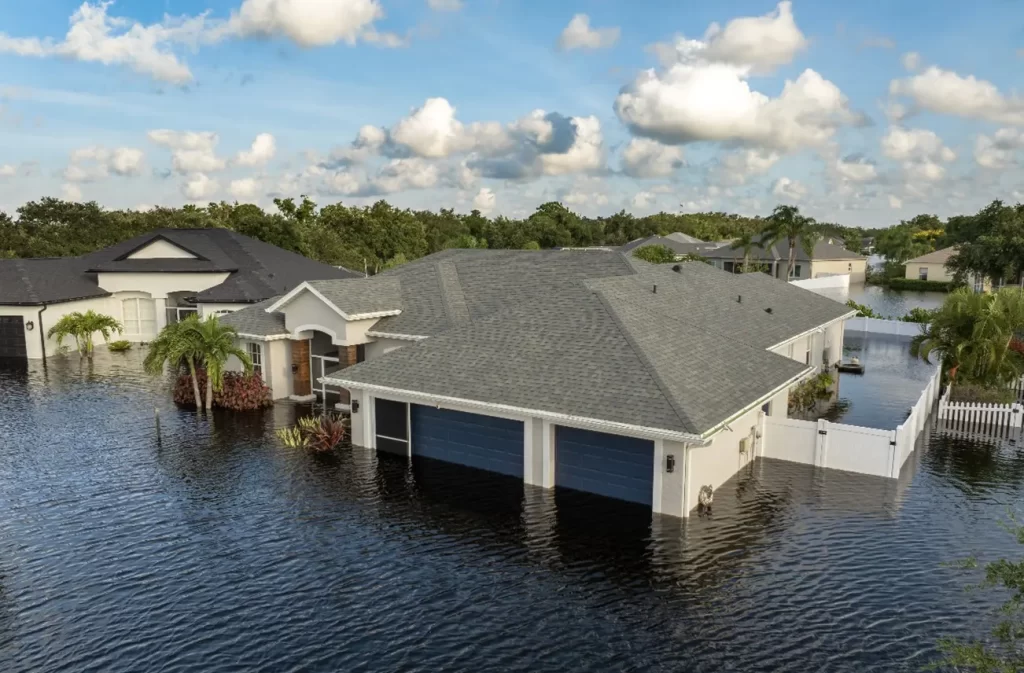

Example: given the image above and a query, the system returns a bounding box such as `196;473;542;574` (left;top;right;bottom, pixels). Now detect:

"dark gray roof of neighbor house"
0;228;359;306
84;228;361;302
306;277;403;317
325;251;852;437
702;235;865;263
0;258;111;306
218;298;287;337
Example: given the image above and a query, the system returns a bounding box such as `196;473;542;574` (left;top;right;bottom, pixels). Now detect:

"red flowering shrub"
1010;339;1024;356
173;370;272;410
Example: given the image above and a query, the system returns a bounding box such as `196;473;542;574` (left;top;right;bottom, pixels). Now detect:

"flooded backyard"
1;351;1022;672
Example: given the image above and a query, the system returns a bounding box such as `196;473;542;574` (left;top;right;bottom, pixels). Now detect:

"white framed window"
247;342;263;376
919;267;928;281
122;298;156;335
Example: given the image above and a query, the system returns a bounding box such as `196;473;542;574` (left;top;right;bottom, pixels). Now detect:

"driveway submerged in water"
0;352;1021;672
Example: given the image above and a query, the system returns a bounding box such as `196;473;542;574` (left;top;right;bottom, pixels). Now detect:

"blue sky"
0;0;1022;226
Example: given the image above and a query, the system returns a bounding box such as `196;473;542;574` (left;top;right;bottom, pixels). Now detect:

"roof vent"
737;294;742;303
672;264;682;273
765;307;773;314
653;284;657;294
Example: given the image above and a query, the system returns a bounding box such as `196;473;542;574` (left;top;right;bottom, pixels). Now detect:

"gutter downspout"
37;304;48;360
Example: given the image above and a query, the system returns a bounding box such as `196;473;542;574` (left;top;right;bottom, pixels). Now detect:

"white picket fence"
762;364;942;479
937;387;1024;434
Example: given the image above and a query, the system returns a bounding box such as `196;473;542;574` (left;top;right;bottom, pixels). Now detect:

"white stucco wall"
658;439;688;517
0;296;125;359
814;258;867;283
364;337;410;360
224;338;293;400
96;272;230;297
281;291;348;342
684;405;761;514
126;239;197;259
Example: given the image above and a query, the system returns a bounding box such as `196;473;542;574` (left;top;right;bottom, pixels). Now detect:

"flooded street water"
0;352;1021;672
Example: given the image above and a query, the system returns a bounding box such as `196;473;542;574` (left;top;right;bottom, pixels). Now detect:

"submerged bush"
789;372;835;414
276;414;349;452
173;370;272;411
108;340;132;352
949;384;1018;405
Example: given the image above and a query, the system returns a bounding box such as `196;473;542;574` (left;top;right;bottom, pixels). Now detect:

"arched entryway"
291;326;364;409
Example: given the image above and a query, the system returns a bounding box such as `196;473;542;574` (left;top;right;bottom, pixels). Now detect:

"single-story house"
0;228;358;359
220;248;854;518
621;233;868;283
904;246;992;291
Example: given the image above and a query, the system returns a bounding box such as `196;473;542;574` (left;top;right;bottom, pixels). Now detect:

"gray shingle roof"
0;258;110;305
218;298;287;337
324;251;851;437
701;235;865;263
306;277;402;317
1;228;359;306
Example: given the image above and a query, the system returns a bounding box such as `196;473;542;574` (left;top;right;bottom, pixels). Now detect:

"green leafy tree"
761;205;820;280
875;225;930;265
182;316;252;411
144;317;206;409
911;288;1024;386
948;201;1024;287
46;310;123;358
633;244;677;264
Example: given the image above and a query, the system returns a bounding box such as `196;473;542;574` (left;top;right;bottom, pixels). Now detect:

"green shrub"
632;244;677;264
789;372;835;414
948;384;1018;405
888;277;954;292
173;370;272;410
900;307;936;323
277;414;349;452
107;340;132;352
846;299;879;318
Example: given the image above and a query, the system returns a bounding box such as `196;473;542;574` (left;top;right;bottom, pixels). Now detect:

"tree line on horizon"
0;196;1019;276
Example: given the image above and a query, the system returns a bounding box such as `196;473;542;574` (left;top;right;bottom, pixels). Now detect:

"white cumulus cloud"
901;52;921;72
472;187;495;214
0;164;16;178
834;155;877;182
890;66;1024;125
230;177;260;199
226;0;402;48
148;130;225;174
236;133;277;166
881;126;956;182
64;145;145;182
974;128;1024;169
62;183;84;202
771;176;807;201
557;14;620;51
183;173;219;200
621;138;684;178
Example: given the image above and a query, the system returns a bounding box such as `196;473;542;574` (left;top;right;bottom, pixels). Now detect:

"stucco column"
291;339;313;398
153;297;168;334
336;345;358;405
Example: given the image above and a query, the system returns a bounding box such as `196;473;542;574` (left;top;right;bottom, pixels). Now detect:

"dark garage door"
411;406;524;478
555;427;654;505
0;316;27;359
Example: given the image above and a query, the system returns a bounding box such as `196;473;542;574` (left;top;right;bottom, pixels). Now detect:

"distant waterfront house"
904;246;992;291
621;233;867;282
221;248;854;517
0;228;358;360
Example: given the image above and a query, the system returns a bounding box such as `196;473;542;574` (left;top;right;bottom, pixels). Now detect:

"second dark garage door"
411;405;524;478
555;426;655;505
0;316;27;359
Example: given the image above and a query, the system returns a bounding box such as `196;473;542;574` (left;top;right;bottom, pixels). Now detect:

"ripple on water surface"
0;352;1022;672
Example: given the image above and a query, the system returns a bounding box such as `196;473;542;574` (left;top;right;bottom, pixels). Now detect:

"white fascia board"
766;310;857;351
266;282;400;321
365;331;430;342
236;332;291;342
323;379;708;445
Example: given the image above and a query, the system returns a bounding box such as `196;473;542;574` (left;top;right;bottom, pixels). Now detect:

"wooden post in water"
154;407;161;442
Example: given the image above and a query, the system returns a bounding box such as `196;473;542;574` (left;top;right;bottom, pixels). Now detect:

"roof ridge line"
590;287;698;435
14;260;40;304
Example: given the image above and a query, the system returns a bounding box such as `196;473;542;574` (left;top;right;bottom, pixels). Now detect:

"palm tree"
47;310;123;358
144;317;206;409
182;316;252;411
730;231;756;273
912;287;1024;386
760;205;820;280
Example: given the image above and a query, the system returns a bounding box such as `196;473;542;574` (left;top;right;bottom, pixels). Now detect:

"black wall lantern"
351;400;360;413
666;454;675;473
25;321;34;331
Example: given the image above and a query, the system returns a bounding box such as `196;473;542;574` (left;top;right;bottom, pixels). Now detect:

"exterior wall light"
351;400;360;413
666;454;675;473
25;321;34;331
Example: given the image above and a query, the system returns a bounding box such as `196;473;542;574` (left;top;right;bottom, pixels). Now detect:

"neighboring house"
904;246;991;291
221;248;853;518
0;228;358;360
620;234;722;257
698;235;867;283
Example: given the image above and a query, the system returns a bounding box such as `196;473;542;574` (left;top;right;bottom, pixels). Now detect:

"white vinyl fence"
844;317;925;339
761;364;942;479
791;274;851;291
937;387;1024;434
